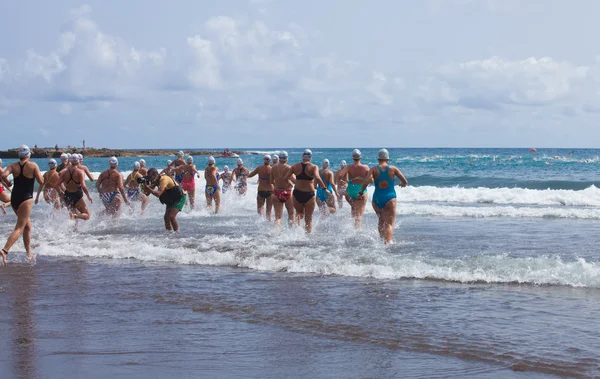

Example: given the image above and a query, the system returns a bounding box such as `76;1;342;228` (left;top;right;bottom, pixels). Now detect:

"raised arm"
248;167;259;179
393;167;408;188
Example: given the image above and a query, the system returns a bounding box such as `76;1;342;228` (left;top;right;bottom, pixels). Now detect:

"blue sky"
1;0;600;149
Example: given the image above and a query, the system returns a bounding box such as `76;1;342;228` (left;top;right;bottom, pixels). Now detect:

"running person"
144;167;186;231
358;149;408;244
335;160;348;209
1;145;44;265
270;151;295;227
178;156;200;210
57;153;69;172
95;157;129;216
286;149;329;233
337;149;370;229
35;159;62;210
249;155;274;221
139;159;148;176
219;166;232;194
124;161;149;214
204;156;220;214
230;158;249;195
316;159;338;216
55;154;93;220
172;151;186;184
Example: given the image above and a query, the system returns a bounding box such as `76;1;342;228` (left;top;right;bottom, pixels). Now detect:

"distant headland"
0;147;247;159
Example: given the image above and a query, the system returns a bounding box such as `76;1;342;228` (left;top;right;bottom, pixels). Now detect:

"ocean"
1;148;599;378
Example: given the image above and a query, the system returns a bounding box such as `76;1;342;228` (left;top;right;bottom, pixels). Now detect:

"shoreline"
0;147;247;159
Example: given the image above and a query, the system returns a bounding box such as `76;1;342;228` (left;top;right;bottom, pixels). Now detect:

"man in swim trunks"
286;149;329;233
270;151;295;228
139;159;148;176
316;159;338;216
172;151;186;184
249;155;274;221
204;156;220;214
1;145;44;264
219;166;232;194
124;161;149;215
78;154;95;182
177;156;200;210
358;149;408;244
335;160;348;209
55;154;93;220
337;149;371;229
95;157;129;217
144;167;186;231
230;158;249;196
35;159;62;210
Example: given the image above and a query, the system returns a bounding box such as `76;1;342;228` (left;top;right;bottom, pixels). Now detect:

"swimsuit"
127;188;141;201
205;185;219;197
372;167;396;209
101;191;120;205
57;163;66;172
258;191;273;199
181;177;195;192
346;181;363;200
64;168;83;208
297;163;314;181
0;185;4;194
316;176;333;202
167;194;187;211
274;189;292;202
293;189;315;204
11;162;35;211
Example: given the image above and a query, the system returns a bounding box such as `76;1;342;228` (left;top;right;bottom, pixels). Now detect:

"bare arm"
35;173;47;203
313;165;328;191
248;168;259;178
327;171;338;197
80;172;93;203
84;166;95;181
1;165;14;187
116;173;129;205
95;172;104;192
358;168;375;197
393;167;408;187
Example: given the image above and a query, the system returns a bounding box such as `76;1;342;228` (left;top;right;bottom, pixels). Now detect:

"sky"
1;0;600;149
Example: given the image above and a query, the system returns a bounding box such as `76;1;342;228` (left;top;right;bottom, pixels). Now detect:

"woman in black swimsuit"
0;145;44;265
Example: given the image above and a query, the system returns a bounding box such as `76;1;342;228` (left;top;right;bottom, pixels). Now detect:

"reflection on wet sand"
9;265;38;379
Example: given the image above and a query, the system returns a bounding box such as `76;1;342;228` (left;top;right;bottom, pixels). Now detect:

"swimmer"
144;167;187;231
335;160;348;209
219;166;232;194
78;154;95;181
270;151;295;227
139;159;148;176
358;149;408;244
230;158;249;195
337;149;370;229
172;151;186;184
249;155;274;221
316;159;338;216
1;145;44;264
95;157;129;217
178;156;200;210
35;159;62;210
124;161;149;215
55;154;93;220
57;153;69;172
286;149;329;233
204;156;220;214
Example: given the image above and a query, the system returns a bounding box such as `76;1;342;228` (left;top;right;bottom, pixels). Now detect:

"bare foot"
0;249;7;266
26;253;36;264
0;205;6;215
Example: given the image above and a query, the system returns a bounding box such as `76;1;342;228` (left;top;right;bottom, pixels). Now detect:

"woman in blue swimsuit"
337;149;370;229
358;149;408;244
316;159;338;216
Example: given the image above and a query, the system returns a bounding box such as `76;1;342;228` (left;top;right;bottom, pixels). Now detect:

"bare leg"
373;202;385;240
257;195;264;217
140;194;149;214
352;197;367;229
164;208;172;230
265;195;273;222
205;191;212;210
293;197;304;228
74;200;90;220
381;199;397;244
303;197;316;233
273;199;283;227
168;208;180;231
326;196;336;215
3;200;33;255
285;198;295;227
189;189;196;210
214;190;220;214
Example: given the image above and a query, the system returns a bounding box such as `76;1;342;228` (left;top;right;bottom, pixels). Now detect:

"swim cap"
237;158;243;166
18;145;31;158
139;159;146;166
378;149;390;160
322;159;330;168
167;160;172;165
187;156;194;163
224;165;230;172
67;153;72;158
208;156;215;164
60;153;68;162
48;159;57;168
279;151;289;160
78;154;83;162
263;154;271;162
340;160;347;168
178;150;184;157
352;149;362;159
0;158;2;165
272;155;279;163
133;161;141;170
109;156;118;167
303;149;312;157
69;154;79;164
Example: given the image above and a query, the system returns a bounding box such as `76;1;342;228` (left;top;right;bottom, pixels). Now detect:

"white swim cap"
263;154;271;162
303;149;312;157
322;159;330;168
340;160;347;168
139;159;146;166
109;156;118;167
78;154;83;162
272;155;279;162
237;158;243;166
60;153;68;162
187;156;194;163
224;165;230;172
167;160;172;165
67;153;72;158
378;148;390;160
133;161;141;170
178;150;184;157
352;149;362;159
69;154;79;164
208;156;215;164
18;145;31;158
279;151;289;160
48;159;57;168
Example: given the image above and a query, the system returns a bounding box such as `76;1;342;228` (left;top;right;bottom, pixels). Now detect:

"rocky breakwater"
0;148;246;159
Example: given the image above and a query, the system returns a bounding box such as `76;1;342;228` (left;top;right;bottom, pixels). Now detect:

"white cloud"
59;103;72;115
187;36;221;89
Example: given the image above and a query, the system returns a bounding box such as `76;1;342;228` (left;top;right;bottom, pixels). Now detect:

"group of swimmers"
0;146;408;265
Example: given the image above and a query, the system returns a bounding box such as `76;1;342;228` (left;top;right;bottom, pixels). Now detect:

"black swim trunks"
258;190;273;199
64;188;83;208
